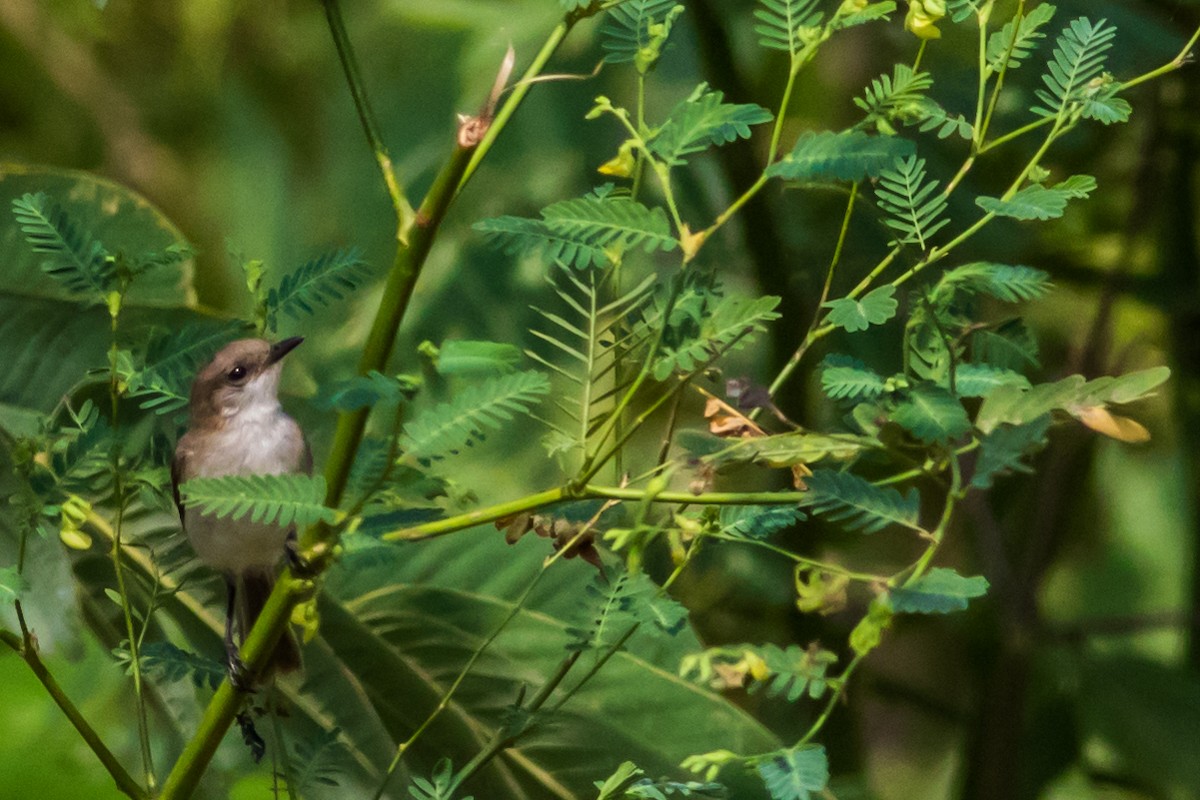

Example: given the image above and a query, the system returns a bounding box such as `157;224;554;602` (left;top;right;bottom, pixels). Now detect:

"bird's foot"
285;530;320;579
227;650;255;694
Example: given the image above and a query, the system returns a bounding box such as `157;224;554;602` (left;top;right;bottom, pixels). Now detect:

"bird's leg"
224;574;252;692
284;528;318;578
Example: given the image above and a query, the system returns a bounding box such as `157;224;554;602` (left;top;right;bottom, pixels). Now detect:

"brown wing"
171;437;190;527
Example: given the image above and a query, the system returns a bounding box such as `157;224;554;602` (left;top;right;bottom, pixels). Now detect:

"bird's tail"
241;570;303;675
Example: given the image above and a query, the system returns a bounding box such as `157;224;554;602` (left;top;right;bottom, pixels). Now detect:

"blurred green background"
1;1;1198;798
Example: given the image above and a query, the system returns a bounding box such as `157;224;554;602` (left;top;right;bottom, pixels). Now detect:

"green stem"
158;575;311;800
976;0;1024;148
795;652;865;748
1118;24;1200;92
764;182;858;400
2;616;148;800
320;0;415;234
457;17;578;195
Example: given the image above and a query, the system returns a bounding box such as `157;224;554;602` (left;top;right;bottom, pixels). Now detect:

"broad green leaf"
756;746;828;800
891;384;972;442
316;370;417;412
969;319;1040;371
801;469;921;534
0;167;205;415
822;285;898;333
976;175;1096;220
0;565;27;605
890;568;989;613
951;364;1031;398
976;367;1168;433
650;84;773;166
435;340;522;376
766;131;915;182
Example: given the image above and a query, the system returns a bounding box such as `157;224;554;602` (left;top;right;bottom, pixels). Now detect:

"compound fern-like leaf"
875;155;948;249
1031;17;1118;120
801;469;921;534
766;130;915;183
755;746;829;800
602;0;680;64
401;370;550;461
11;192;114;299
986;3;1057;72
754;0;822;56
179;473;338;528
650;83;773;166
265;248;372;331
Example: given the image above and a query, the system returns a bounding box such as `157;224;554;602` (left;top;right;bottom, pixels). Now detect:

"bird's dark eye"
227;365;247;382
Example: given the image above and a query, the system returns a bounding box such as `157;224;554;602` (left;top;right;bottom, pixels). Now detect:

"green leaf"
934;262;1053;303
854;65;933;127
127;321;249;415
317;370;417;412
179;473;338;528
801;469;921;534
951;363;1031;398
401;370;550;461
567;569;688;653
890;568;989;614
875;155;948;249
976;175;1096;220
10;192;114;300
891;384;972;441
912;100;974;140
288;727;351;795
595;759;727;799
602;0;682;68
754;0;823;56
695;430;870;468
822;285;898;333
986;4;1057;71
830;2;896;30
650;84;773;167
1031;17;1119;119
820;355;887;401
435;340;522;376
115;641;225;690
653;294;780;380
975;367;1169;433
767;130;915;182
264;248;372;331
408;759;467;800
969;319;1040;371
0;565;28;605
1080;87;1132;125
475;188;678;269
970;415;1052;489
682;643;837;703
718;505;804;540
756;746;828;800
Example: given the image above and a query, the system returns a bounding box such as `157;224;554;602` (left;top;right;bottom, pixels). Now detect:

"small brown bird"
172;336;309;687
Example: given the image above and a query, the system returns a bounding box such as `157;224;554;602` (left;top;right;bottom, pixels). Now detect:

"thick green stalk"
2;620;148;800
158;575;310;799
316;143;474;525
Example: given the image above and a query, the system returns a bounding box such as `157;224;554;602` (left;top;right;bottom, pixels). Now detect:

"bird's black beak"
267;336;304;365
